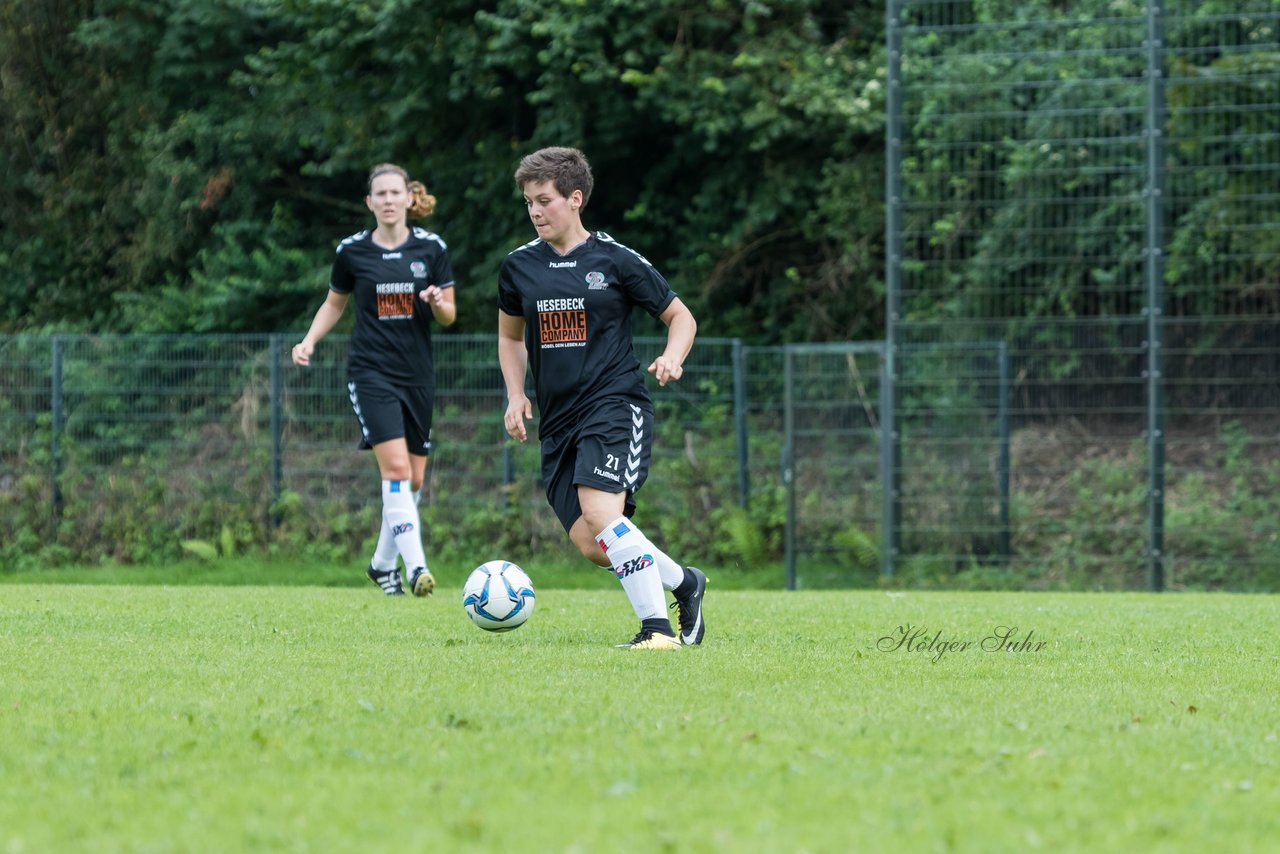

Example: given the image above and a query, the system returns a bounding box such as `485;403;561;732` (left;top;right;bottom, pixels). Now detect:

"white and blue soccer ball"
462;560;536;632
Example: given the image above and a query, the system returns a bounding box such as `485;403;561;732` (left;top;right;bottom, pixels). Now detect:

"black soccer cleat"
670;566;707;645
367;565;405;596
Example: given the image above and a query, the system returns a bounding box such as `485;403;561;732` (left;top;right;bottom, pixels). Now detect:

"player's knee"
377;459;412;480
578;510;614;541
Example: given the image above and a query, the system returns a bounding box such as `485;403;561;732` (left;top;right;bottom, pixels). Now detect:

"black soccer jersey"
497;231;677;438
330;227;455;386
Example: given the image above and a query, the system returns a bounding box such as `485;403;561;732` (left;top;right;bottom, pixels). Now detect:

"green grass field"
1;570;1277;852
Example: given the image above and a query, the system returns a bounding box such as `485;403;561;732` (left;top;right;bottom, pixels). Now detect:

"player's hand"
647;356;684;387
504;395;533;443
419;285;446;306
291;341;314;367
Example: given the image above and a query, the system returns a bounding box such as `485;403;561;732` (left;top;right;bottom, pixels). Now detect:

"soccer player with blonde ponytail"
293;163;457;596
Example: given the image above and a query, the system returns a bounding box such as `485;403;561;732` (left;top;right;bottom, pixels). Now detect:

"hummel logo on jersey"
382;251;402;259
549;260;577;268
614;553;654;579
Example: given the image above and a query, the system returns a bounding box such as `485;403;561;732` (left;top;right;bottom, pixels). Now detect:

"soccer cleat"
367;565;405;596
670;566;707;645
409;566;435;598
615;628;682;651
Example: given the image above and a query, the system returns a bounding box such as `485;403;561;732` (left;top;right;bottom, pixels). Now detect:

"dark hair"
514;147;593;209
367;162;437;218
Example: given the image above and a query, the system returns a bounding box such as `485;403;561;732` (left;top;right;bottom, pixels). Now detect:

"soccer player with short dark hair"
293;163;456;598
497;146;707;650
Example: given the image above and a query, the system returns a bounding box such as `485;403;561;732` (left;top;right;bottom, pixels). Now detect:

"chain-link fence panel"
887;0;1280;589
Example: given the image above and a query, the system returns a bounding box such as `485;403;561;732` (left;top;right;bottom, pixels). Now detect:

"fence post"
783;346;796;590
1145;0;1166;591
878;353;898;578
881;0;903;578
997;341;1011;563
270;334;283;527
732;339;749;508
50;335;65;519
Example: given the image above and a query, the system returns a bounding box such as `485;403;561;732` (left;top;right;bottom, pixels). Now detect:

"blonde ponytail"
407;180;437;218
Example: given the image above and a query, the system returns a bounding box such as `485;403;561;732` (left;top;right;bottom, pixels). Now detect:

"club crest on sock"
614;553;654;579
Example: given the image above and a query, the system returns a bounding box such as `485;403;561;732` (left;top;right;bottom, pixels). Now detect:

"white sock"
597;517;668;624
651;547;685;591
382;480;427;572
371;517;398;572
370;488;419;572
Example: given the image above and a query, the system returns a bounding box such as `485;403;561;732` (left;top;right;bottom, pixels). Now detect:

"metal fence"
1;322;1275;589
885;0;1280;589
0;334;789;573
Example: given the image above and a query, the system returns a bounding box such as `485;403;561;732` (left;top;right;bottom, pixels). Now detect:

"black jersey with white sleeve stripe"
330;226;455;386
497;231;676;438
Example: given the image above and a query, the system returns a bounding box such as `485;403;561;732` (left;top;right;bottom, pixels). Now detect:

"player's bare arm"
498;310;532;441
292;291;350;366
647;297;697;386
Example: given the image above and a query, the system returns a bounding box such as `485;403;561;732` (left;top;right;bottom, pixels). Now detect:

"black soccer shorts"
346;375;434;454
540;396;655;532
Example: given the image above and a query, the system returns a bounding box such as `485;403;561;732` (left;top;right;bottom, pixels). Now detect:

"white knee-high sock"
382;480;427;572
596;517;669;625
650;547;685;591
370;516;398;572
371;487;420;572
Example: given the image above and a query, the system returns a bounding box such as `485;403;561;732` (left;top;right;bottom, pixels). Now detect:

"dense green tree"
9;1;1267;345
896;0;1280;341
0;0;886;342
1;0;157;330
